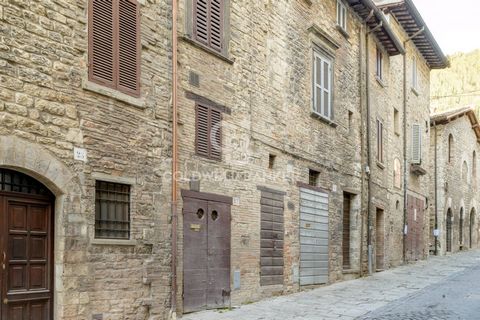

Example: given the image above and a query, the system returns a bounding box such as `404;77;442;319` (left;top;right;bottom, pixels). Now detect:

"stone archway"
0;136;81;319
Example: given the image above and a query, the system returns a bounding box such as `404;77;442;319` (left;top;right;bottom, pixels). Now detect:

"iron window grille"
95;180;131;240
0;168;52;196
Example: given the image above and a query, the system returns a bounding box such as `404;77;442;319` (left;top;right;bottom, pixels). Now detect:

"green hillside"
430;49;480;114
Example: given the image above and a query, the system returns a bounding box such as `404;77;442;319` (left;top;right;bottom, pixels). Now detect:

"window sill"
180;35;235;65
376;161;385;170
91;238;137;246
310;111;338;128
336;25;349;39
375;76;387;88
411;87;419;96
83;80;146;109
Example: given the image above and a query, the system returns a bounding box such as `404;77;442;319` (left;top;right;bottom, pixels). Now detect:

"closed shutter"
195;104;222;160
89;0;115;87
196;104;210;157
118;0;140;96
193;0;224;52
411;124;422;164
89;0;140;97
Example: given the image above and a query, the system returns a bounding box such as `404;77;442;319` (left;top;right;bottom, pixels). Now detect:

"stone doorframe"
0;136;81;319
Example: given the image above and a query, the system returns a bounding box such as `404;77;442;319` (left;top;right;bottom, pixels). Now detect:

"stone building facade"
0;0;448;319
0;0;173;319
430;107;480;256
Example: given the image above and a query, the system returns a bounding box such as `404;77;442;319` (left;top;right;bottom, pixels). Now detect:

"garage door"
299;187;329;285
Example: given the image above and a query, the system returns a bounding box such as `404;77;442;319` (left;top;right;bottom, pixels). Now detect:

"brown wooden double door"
0;194;53;320
406;195;425;262
183;193;231;314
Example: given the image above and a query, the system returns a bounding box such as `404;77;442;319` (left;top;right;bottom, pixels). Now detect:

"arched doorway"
0;168;55;320
460;208;464;248
470;208;476;249
446;209;453;253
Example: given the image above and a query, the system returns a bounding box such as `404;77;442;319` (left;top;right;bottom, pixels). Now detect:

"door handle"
2;251;5;270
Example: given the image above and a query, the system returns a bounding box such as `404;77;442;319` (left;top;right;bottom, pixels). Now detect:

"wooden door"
342;194;351;269
183;195;231;313
260;189;284;287
470;210;475;249
299;188;329;286
1;196;53;320
446;210;453;253
375;208;385;271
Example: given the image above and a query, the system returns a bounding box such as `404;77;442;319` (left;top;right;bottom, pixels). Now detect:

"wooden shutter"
89;0;115;87
411;124;422;164
117;0;140;96
89;0;140;97
196;104;210;157
195;104;222;160
193;0;224;52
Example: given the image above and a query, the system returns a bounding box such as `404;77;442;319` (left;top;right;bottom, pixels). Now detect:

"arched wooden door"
470;209;475;249
446;209;453;253
0;169;54;320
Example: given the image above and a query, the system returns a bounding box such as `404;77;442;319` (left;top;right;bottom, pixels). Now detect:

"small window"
88;0;141;97
336;0;347;31
393;108;400;135
309;169;320;187
193;0;225;52
448;134;454;163
268;154;276;169
348;110;353;133
313;51;333;120
376;119;384;163
376;47;383;80
196;104;222;160
95;180;131;240
462;161;468;183
412;57;418;90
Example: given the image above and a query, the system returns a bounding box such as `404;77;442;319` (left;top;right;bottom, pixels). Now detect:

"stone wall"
430;115;480;255
0;0;173;319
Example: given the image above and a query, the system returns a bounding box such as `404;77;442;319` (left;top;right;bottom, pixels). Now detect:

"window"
412;57;418;90
376;47;383;80
473;151;477;179
88;0;141;97
193;0;224;52
393;108;400;135
309;169;320;186
95;180;131;239
336;0;347;32
268;154;276;169
411;124;422;164
448;134;454;163
393;158;401;188
348;110;353;133
313;51;333;119
376;119;384;163
462;161;468;183
196;104;222;160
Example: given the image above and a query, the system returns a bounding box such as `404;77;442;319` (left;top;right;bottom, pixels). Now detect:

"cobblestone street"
182;250;480;320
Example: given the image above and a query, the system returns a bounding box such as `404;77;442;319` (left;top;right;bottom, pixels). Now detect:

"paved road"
182;250;480;320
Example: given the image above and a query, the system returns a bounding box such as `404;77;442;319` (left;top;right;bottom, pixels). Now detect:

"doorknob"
3;298;7;305
1;251;5;270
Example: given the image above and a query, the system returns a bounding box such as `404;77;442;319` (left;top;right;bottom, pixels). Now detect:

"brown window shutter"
89;0;115;88
209;0;224;52
196;104;210;157
193;0;210;46
193;0;223;52
210;108;222;160
117;0;140;96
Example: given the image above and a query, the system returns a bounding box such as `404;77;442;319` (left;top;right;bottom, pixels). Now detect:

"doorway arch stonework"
0;135;82;319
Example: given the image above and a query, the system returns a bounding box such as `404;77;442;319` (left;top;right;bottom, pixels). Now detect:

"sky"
412;0;480;55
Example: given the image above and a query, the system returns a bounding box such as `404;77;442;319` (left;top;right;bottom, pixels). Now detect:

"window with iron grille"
377;119;384;163
88;0;141;97
196;103;222;160
313;51;333;120
95;180;131;239
193;0;224;52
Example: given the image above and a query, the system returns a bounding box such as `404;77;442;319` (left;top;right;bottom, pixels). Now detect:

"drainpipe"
434;122;439;255
365;17;382;276
359;22;366;278
171;0;179;318
402;26;425;263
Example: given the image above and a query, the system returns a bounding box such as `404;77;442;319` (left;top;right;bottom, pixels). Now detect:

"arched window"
473;151;477;180
393;158;401;188
448;134;454;163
